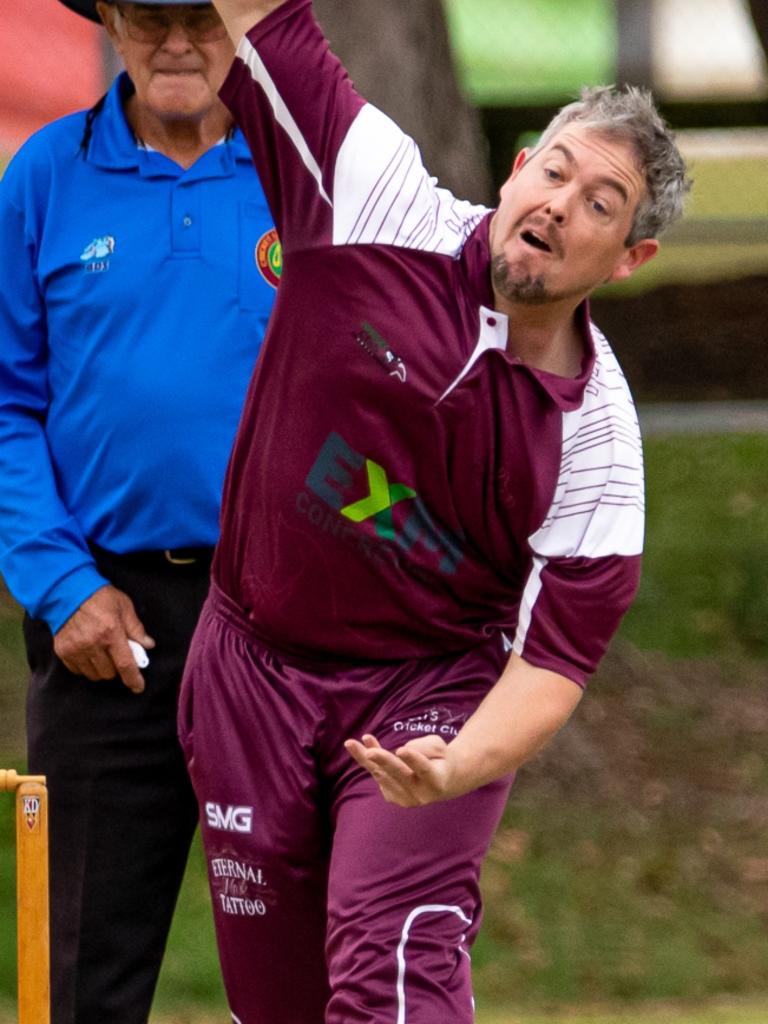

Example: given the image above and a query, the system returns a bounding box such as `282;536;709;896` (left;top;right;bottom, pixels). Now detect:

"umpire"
0;1;276;1020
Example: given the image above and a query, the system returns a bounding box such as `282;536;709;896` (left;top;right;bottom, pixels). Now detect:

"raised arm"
212;0;288;43
214;0;487;260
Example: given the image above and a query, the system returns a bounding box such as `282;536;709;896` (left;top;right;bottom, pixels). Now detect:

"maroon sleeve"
219;0;366;251
514;553;642;688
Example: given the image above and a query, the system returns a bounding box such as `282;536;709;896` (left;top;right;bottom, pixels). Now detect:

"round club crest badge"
255;229;282;288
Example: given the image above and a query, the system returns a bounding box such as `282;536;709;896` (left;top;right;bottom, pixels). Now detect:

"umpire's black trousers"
24;545;211;1024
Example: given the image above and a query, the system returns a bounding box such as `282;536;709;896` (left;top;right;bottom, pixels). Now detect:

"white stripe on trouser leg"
231;1014;243;1023
396;903;473;1024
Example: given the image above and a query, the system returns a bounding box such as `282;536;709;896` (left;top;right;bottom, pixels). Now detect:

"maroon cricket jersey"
213;0;644;685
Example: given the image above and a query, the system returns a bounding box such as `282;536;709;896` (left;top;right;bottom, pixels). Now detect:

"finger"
362;748;417;785
130;629;155;651
344;734;383;763
121;603;155;650
344;742;413;787
344;740;384;774
397;734;447;758
61;654;96;680
88;649;117;680
78;658;105;682
110;641;146;695
344;744;428;807
396;747;436;775
344;739;369;766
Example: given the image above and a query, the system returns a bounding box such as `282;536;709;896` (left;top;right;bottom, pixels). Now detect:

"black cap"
59;0;211;24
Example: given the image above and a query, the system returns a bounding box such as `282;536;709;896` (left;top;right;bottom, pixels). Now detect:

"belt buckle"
164;549;197;566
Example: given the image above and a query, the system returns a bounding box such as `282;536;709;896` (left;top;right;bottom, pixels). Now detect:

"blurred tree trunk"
746;0;768;56
616;0;653;87
313;0;494;204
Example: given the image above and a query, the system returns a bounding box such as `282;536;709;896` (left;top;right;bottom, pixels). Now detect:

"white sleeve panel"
511;555;548;656
529;329;645;559
332;105;490;254
237;36;331;205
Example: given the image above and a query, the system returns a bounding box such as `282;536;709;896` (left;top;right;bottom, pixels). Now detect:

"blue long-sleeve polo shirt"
0;73;276;633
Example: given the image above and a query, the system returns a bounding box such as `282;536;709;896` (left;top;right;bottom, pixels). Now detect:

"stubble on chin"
490;254;549;305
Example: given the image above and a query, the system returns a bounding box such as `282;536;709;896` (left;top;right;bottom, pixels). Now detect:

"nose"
160;20;194;50
544;184;574;225
545;198;567;225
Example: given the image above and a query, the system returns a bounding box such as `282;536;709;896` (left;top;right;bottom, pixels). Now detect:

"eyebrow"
548;142;630;205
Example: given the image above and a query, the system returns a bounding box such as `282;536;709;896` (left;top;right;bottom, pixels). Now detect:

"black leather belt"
162;547;212;566
89;542;214;570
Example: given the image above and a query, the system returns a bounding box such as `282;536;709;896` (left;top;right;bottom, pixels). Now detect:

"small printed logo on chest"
354;321;407;382
80;235;115;274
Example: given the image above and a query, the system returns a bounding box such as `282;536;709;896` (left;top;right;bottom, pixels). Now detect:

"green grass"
0;821;14;1000
153;837;227;1011
472;804;768;1007
477;1003;768;1024
622;435;768;660
1;997;767;1023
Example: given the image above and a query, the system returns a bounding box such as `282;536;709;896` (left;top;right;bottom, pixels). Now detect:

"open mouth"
520;229;552;254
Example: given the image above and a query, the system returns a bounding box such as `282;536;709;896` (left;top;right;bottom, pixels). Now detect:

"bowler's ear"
511;148;529;177
607;238;659;283
499;148;530;200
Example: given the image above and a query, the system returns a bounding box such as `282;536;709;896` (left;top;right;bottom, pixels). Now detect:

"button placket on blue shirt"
171;183;202;255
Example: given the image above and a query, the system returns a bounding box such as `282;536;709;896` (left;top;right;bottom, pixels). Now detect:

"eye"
544;167;562;182
590;198;609;216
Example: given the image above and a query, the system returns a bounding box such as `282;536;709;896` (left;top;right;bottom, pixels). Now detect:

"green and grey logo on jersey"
303;431;463;574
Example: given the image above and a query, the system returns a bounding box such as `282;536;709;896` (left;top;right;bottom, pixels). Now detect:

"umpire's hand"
53;585;155;695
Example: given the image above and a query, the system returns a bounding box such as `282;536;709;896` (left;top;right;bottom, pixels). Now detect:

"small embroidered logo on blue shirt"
80;236;115;273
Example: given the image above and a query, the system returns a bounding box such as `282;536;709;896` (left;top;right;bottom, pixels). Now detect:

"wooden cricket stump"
0;770;50;1024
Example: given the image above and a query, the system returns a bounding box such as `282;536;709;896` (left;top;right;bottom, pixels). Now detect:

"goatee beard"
490;255;551;305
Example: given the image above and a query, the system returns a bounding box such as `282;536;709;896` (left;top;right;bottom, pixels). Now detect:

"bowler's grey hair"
535;85;691;245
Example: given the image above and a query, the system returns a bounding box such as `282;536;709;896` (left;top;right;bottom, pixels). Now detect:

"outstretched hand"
344;733;458;807
345;657;584;809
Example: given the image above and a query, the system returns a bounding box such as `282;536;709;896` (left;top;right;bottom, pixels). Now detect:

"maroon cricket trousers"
179;583;513;1023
